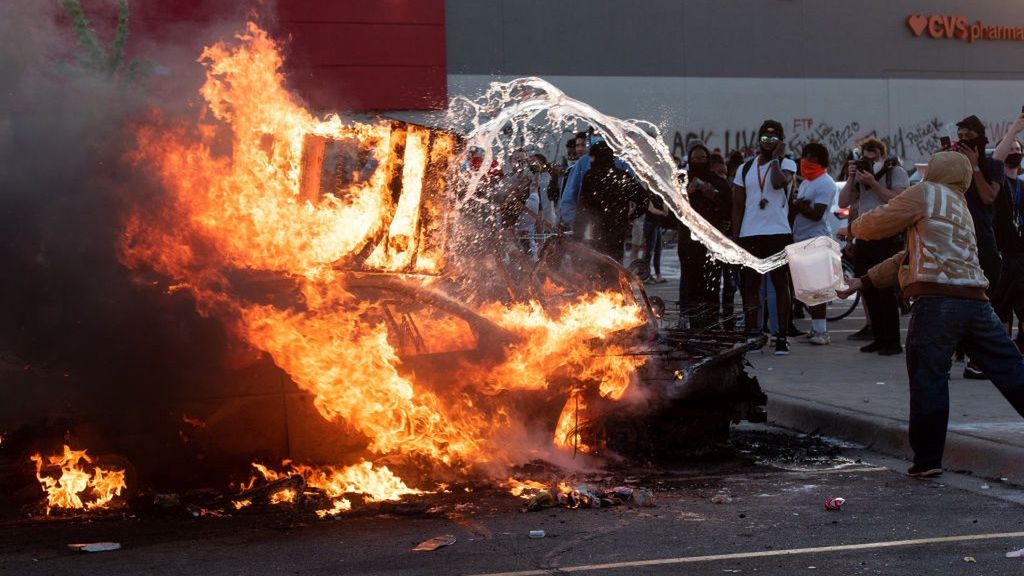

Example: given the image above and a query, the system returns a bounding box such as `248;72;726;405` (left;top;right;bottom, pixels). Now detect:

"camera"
854;157;874;173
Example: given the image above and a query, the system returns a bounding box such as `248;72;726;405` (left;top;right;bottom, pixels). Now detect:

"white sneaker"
809;332;831;345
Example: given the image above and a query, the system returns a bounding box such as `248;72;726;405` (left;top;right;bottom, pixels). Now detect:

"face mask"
800;159;826;181
1006;153;1023;169
960;136;987;154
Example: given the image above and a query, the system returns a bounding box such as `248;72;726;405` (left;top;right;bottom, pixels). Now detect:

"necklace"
756;157;772;192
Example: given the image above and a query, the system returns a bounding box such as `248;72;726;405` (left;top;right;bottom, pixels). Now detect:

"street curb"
767;392;1024;485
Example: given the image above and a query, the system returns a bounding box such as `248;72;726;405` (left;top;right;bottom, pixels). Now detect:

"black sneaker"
847;326;874;341
963;363;986;379
877;344;903;356
907;465;942;478
774;337;790;356
859;341;883;353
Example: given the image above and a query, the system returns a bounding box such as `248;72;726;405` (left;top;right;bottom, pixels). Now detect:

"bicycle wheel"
827;257;860;322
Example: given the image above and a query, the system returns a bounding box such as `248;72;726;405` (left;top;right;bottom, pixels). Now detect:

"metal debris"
68;542;121;553
412;534;456;552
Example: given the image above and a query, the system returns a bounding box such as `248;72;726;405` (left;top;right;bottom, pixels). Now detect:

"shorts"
737;233;793;259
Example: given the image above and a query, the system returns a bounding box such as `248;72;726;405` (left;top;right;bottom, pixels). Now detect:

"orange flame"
553;390;590;452
246;460;422;516
124;22;649;492
30;445;126;514
504;477;548;498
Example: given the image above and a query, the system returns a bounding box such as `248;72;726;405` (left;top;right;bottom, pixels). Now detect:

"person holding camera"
838;137;909;356
732;120;797;355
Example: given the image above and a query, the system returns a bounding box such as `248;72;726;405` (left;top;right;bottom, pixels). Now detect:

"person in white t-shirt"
732;120;797;355
791;142;837;345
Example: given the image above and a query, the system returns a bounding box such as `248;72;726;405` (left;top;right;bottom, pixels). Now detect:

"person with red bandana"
791;143;837;344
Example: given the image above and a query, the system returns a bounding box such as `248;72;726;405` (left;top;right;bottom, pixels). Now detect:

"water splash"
441;77;786;273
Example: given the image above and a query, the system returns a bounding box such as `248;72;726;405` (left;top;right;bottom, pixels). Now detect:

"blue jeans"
642;218;662;276
758;274;780;336
906;297;1024;468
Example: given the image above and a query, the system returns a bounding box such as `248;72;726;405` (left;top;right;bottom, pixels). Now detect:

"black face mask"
689;161;710;178
960;136;988;154
1006;153;1023;169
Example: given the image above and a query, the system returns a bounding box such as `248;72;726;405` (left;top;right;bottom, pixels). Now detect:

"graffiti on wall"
668;116;1017;174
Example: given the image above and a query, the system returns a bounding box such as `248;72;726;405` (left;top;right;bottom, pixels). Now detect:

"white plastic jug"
785;236;847;306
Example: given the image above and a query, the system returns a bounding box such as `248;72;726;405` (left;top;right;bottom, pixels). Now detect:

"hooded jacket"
849;151;988;300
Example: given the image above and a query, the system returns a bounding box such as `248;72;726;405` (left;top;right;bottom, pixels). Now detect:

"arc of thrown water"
455;77;787;274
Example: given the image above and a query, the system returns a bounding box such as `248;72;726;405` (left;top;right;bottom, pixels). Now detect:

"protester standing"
791;143;837;344
992;113;1024;348
559;132;637;230
840;151;1024;477
732;120;797;354
679;140;731;328
949;116;1005;378
838;137;909;355
574;142;649;259
711;153;740;322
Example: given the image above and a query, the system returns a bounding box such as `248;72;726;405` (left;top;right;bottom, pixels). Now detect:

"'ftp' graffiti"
789;121;861;172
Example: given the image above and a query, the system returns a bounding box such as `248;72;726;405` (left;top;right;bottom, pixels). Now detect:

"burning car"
4;24;765;517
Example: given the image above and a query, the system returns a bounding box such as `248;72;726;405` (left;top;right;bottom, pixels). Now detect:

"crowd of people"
484;110;1024;479
487;112;1023;362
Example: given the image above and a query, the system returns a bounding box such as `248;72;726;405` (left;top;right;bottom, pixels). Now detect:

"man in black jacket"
574;142;649;260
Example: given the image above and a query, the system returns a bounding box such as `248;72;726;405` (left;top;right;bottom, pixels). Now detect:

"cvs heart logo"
907;14;928;36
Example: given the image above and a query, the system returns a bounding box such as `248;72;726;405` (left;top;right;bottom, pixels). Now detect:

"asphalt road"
3;426;1023;576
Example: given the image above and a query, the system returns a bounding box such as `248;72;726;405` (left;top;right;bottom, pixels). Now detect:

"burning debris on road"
30;445;127;516
4;20;765;520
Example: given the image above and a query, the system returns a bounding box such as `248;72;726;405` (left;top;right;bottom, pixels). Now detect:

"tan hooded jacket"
849;151;988;300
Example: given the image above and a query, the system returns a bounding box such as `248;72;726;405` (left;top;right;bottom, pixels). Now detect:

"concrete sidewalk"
642;247;1024;484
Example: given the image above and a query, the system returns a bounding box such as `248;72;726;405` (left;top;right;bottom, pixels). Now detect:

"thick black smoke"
0;1;287;494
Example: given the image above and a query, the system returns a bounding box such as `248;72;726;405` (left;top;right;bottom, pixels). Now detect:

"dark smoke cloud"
0;1;284;490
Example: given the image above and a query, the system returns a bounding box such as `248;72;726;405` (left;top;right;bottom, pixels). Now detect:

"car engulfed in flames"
97;23;767;516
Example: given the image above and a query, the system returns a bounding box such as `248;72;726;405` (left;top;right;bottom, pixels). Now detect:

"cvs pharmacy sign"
907;14;1024;43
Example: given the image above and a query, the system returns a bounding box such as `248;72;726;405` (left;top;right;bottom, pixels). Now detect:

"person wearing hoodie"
839;151;1024;478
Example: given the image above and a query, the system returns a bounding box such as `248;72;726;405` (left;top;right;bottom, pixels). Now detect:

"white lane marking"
468;531;1024;576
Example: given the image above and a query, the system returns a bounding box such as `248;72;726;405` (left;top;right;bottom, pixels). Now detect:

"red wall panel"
276;0;447;111
90;0;447;111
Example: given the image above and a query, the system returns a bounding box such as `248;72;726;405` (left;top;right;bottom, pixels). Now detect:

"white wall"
447;74;1024;171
